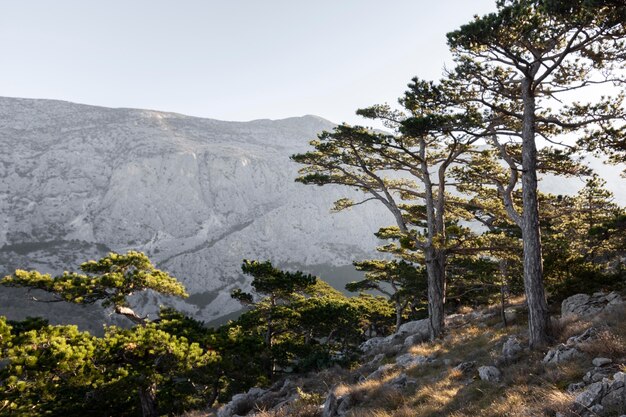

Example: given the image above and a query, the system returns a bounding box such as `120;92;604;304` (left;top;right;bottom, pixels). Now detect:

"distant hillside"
0;97;389;328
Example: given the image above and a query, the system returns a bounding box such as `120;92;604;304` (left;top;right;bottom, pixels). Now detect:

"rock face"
0;97;390;326
561;292;623;318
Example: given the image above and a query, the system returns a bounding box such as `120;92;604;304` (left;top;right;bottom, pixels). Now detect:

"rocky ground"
199;291;626;417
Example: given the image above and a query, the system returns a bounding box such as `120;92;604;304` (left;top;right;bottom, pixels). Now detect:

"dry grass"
334;301;625;417
195;298;625;417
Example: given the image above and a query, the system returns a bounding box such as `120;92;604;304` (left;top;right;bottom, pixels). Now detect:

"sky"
0;0;497;125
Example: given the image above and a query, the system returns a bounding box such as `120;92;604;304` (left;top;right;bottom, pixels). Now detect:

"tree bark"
425;248;446;340
395;301;403;329
138;383;158;417
420;138;446;340
521;78;551;348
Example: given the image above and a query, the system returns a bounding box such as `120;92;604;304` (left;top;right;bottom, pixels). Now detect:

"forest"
1;1;625;416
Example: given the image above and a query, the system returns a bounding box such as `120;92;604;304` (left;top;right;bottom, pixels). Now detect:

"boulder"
562;291;623;318
478;366;502;382
583;367;614;384
366;364;395;380
453;361;476;375
217;387;266;417
395;353;429;369
397;319;430;337
322;390;353;417
544;327;598;365
404;333;425;348
543;344;583;365
387;373;418;390
569;372;626;416
567;327;597;345
359;337;386;354
574;381;605;409
592;357;612;367
502;336;523;362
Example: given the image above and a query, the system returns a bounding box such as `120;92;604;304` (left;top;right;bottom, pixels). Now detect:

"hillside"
209;292;626;417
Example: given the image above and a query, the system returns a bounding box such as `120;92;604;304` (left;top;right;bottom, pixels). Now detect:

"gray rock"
543;344;582;365
322;391;339;417
566;327;597;345
584;367;614;384
395;353;429;369
478;366;502;382
568;382;587;393
592;357;613;367
575;381;605;409
478;366;501;382
502;336;523;361
359;337;386;354
562;292;623;318
218;387;266;417
323;391;353;417
387;373;417;389
404;333;426;347
453;361;476;375
397;319;430;336
366;364;395;380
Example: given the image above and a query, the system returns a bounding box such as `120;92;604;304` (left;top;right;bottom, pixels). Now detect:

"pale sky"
0;1;497;125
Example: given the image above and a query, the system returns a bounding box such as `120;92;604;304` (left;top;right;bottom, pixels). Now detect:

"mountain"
0;97;390;330
1;97;623;332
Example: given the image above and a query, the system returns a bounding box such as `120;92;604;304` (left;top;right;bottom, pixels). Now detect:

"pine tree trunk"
138;383;158;417
395;301;403;330
426;248;446;340
521;78;551;348
421;138;446;340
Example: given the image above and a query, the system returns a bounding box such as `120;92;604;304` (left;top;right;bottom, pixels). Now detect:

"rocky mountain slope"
211;292;626;417
0;97;390;328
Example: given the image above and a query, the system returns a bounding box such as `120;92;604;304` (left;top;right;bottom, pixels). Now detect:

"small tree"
231;260;316;377
2;250;187;324
348;259;425;329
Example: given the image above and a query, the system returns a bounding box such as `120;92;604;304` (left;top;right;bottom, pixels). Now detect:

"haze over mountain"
0;97;391;330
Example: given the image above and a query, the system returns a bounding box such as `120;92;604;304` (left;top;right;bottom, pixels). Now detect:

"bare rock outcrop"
561;292;623;318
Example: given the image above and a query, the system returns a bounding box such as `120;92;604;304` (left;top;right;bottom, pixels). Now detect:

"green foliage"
0;323;99;416
1;251;187;322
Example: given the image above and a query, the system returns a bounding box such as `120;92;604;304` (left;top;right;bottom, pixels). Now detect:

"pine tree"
447;0;626;347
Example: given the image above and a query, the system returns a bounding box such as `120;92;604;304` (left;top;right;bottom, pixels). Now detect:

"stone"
562;292;623;318
574;381;605;409
583;367;614;384
218;387;266;417
387;373;417;390
566;327;597;345
567;382;587;393
404;333;425;348
397;319;430;336
478;366;501;382
395;353;429;369
359;337;386;354
366;364;395;380
543;344;582;365
368;353;385;366
453;361;476;375
502;336;523;361
592;357;613;367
